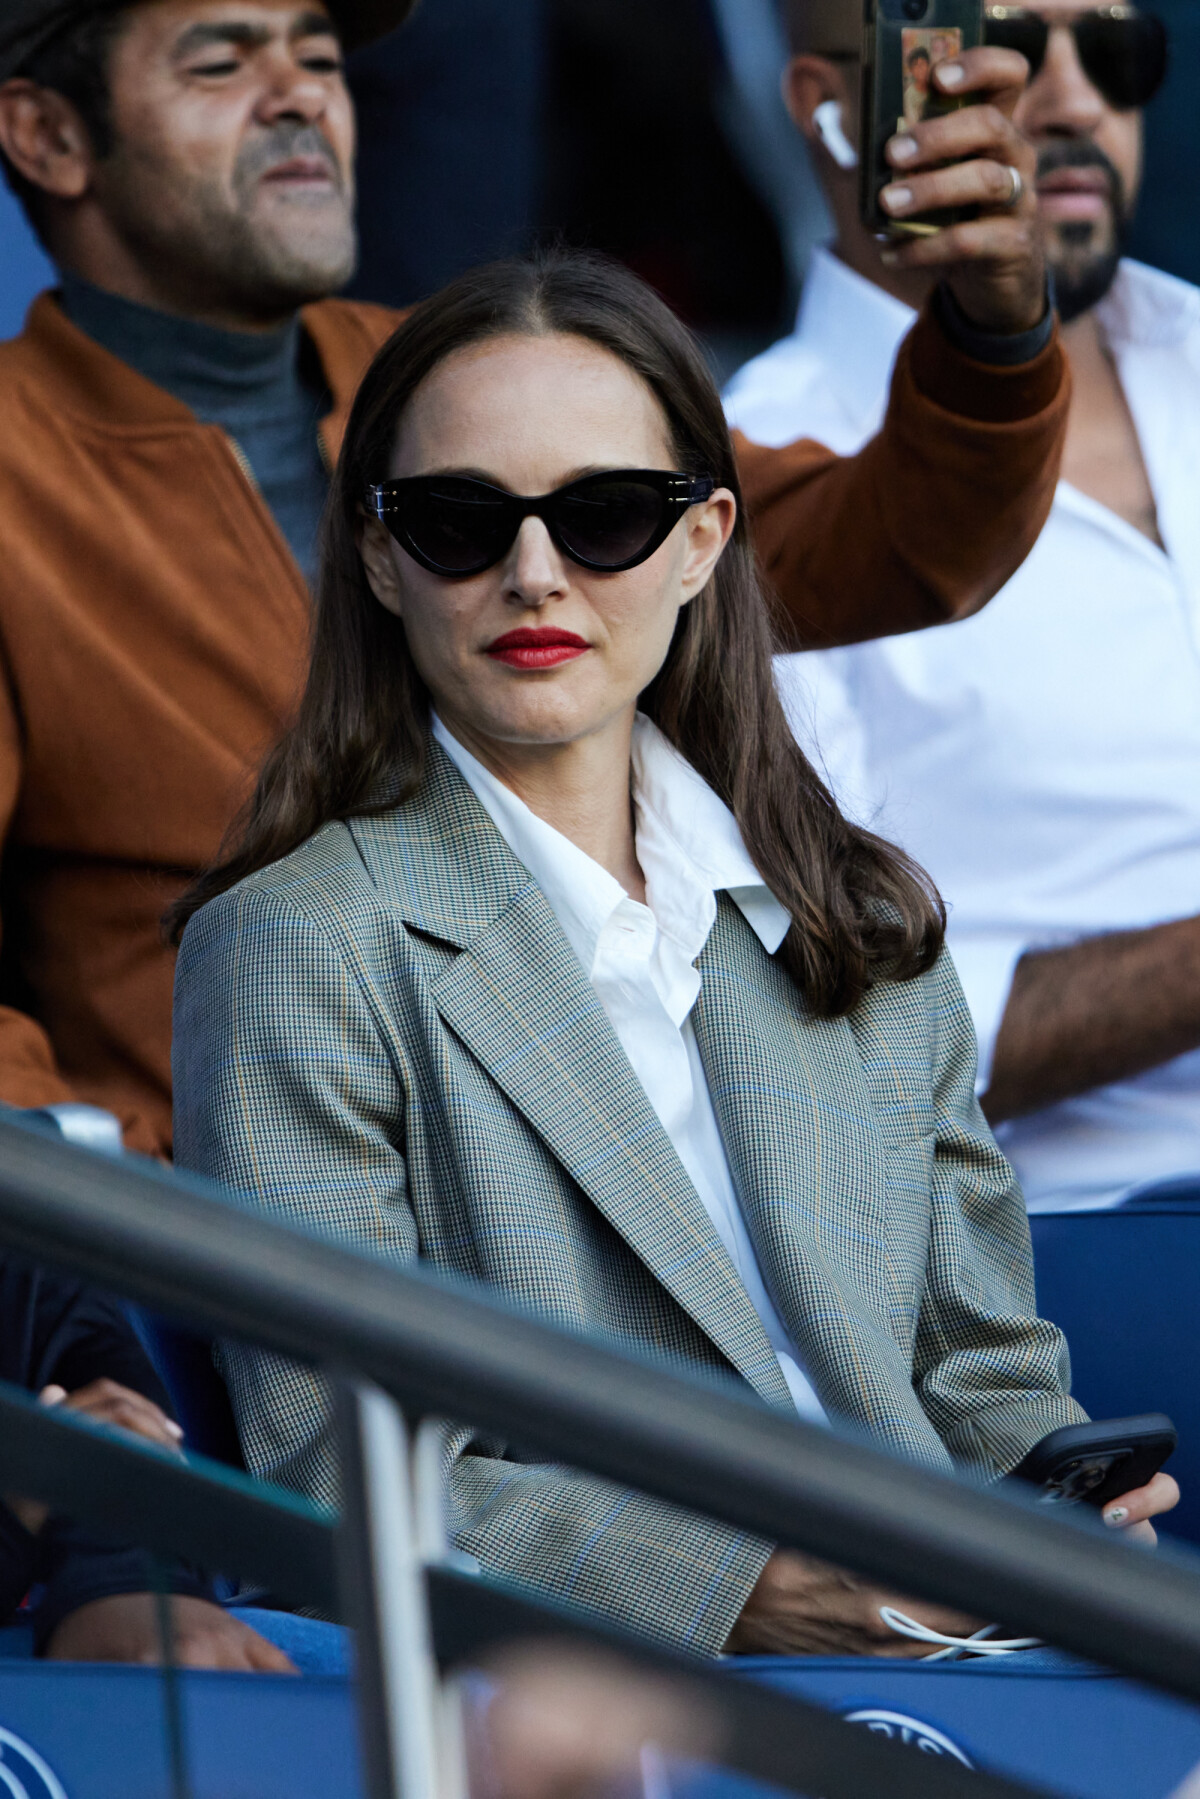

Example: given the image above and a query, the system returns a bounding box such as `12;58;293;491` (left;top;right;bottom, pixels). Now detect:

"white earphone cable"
878;1607;1043;1663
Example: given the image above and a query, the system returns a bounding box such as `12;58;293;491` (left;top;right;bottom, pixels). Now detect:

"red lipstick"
485;627;591;669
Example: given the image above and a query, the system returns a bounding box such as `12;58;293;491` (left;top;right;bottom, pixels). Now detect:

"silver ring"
1003;163;1024;208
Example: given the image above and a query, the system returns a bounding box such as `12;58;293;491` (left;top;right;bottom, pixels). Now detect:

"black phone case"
1010;1414;1177;1508
859;0;984;237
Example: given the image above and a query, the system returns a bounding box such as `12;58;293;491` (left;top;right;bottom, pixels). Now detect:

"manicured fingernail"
39;1385;67;1407
937;61;965;87
881;185;913;214
166;1421;184;1439
889;135;919;163
1104;1506;1129;1526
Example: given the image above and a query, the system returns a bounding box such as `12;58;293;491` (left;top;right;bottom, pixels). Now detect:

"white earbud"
813;99;859;171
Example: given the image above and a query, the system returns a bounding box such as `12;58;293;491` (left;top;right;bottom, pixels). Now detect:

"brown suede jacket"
0;290;1067;1154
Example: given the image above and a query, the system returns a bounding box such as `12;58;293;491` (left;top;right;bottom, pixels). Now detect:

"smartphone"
1009;1415;1177;1508
859;0;984;238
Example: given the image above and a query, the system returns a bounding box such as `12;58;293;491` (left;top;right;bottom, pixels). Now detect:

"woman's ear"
679;489;737;604
358;515;405;618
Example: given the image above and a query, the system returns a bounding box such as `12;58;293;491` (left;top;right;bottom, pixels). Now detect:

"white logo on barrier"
844;1709;974;1766
0;1726;70;1799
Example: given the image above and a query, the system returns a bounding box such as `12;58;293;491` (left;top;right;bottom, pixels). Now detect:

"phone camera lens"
903;0;926;16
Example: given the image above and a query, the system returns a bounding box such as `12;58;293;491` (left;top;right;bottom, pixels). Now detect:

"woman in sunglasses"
170;251;1174;1657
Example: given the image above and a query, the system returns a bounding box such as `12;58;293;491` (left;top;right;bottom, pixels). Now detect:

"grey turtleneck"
59;273;330;589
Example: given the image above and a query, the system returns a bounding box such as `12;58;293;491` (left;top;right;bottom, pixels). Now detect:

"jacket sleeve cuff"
906;287;1064;426
933;281;1056;368
31;1539;213;1654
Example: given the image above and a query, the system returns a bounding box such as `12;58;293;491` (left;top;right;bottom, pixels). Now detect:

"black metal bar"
1;1119;1200;1708
0;1379;339;1614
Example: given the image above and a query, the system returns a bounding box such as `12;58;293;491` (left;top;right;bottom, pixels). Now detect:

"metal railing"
0;1377;1057;1799
0;1114;1198;1799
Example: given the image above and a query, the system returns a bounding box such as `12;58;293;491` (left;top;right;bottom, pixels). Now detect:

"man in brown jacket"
0;0;1067;1156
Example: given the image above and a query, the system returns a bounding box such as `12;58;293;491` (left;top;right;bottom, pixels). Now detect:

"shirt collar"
1094;257;1200;352
795;245;916;430
430;713;791;974
630;716;790;956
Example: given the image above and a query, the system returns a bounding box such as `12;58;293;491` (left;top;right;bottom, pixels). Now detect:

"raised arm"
738;44;1070;650
736;304;1066;648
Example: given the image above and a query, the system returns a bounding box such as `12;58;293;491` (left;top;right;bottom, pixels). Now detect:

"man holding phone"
727;1;1200;1218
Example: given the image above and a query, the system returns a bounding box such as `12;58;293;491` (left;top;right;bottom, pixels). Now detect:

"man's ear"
0;80;95;200
783;54;849;145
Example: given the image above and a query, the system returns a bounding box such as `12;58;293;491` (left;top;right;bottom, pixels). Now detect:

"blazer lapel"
352;749;793;1410
692;901;928;1440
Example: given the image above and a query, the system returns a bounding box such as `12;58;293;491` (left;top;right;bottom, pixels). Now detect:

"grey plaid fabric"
173;742;1085;1654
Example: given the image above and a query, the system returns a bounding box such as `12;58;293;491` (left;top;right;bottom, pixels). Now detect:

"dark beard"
1037;141;1131;325
1053;226;1123;325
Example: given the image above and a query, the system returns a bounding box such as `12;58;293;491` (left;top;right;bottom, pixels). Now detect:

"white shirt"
726;246;1200;1213
431;712;828;1421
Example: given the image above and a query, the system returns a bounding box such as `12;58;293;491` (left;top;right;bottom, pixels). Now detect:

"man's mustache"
235;123;344;191
1036;139;1127;219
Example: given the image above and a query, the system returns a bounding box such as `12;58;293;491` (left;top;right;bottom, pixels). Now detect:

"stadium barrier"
0;1115;1199;1799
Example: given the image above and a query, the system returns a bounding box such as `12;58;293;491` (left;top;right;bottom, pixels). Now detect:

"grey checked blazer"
173;742;1084;1655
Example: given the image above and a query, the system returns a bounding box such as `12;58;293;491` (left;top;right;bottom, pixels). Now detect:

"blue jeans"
0;1611;349;1676
228;1607;351;1678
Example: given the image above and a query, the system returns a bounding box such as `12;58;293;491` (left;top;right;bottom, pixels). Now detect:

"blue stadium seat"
1029;1206;1200;1547
3;1654;1200;1799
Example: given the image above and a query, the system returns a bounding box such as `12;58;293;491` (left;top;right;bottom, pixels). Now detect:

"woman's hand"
724;1549;983;1658
876;45;1045;334
44;1593;297;1671
1102;1471;1181;1547
727;1475;1182;1658
3;1379;184;1536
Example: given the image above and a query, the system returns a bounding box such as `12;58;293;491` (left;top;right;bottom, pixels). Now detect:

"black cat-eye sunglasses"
367;469;717;578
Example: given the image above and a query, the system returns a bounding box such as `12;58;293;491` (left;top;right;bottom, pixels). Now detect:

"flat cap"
0;0;417;83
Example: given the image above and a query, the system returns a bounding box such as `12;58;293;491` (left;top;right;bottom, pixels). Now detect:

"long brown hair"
168;249;943;1014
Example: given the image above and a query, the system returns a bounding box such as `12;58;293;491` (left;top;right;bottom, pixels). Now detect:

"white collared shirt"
432;712;827;1421
726;246;1200;1213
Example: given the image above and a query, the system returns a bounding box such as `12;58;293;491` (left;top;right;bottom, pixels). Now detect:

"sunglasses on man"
368;470;717;578
984;5;1167;110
